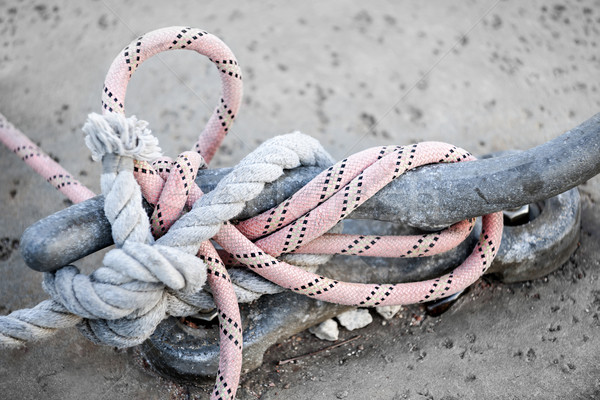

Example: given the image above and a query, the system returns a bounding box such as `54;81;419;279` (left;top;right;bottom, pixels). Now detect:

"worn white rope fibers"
0;113;334;347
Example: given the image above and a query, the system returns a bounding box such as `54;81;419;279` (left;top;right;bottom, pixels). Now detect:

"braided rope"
0;27;503;400
0;114;95;203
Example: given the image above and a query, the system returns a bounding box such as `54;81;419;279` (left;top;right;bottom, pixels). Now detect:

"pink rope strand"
101;27;245;400
0;113;95;204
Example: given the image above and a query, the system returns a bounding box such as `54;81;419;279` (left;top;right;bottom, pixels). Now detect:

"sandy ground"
1;0;600;399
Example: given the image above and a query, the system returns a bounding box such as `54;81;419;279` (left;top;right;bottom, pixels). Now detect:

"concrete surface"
1;0;600;399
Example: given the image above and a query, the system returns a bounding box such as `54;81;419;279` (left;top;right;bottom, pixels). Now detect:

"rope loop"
102;26;243;164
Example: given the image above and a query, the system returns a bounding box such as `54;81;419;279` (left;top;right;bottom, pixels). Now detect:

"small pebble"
308;319;339;341
376;305;403;320
337;308;373;331
336;390;349;398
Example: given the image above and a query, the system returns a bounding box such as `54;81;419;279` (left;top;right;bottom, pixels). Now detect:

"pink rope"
102;27;242;164
102;27;244;400
0;114;95;204
0;26;503;400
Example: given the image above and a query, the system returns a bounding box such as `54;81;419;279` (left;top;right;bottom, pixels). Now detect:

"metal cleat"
19;113;600;273
17;113;599;381
139;187;580;380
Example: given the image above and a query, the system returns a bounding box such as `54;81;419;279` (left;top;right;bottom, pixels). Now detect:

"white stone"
336;308;373;331
309;319;339;341
376;305;404;320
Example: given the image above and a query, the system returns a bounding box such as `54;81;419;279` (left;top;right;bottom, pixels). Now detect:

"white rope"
0;113;333;347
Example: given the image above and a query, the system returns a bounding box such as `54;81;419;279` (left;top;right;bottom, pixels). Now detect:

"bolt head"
193;309;218;321
503;204;530;225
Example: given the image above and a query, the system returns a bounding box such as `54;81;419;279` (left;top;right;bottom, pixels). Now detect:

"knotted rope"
0;27;503;400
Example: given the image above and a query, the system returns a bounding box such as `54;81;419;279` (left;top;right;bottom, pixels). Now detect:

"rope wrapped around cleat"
0;27;502;400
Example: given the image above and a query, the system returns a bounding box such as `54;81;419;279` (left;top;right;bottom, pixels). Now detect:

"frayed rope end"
82;112;163;162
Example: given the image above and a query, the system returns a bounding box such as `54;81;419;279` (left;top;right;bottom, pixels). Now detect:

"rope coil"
0;27;503;400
